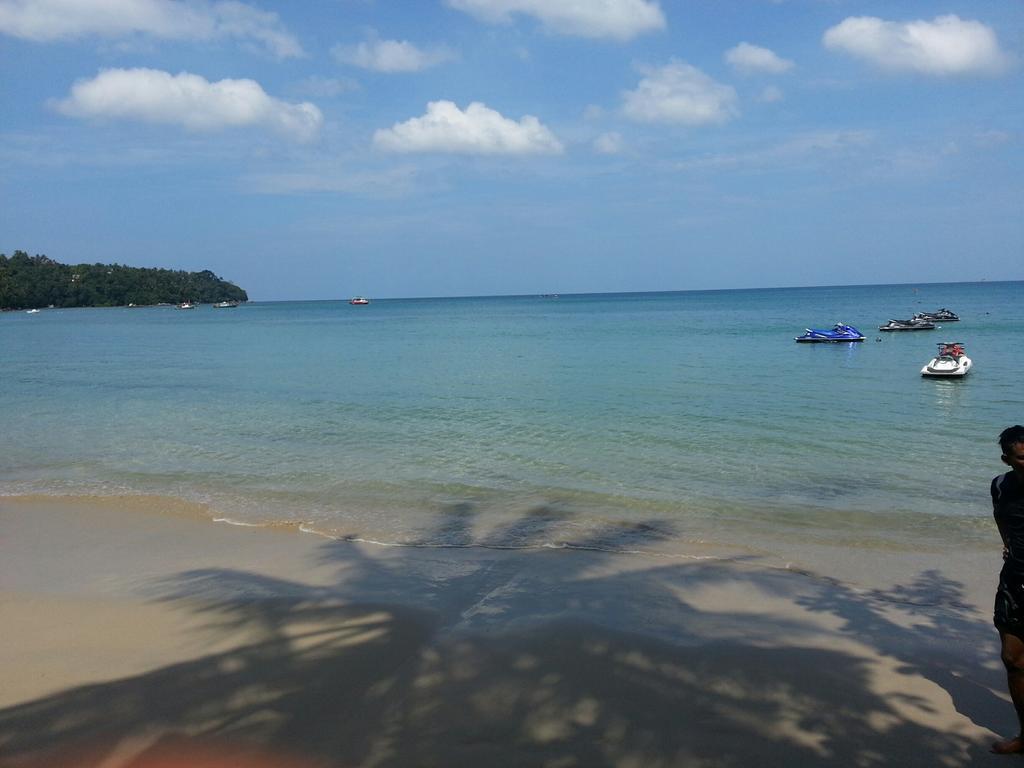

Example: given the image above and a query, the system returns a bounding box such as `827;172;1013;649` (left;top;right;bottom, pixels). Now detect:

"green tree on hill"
0;251;249;309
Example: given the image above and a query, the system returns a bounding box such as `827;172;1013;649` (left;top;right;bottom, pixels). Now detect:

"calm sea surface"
2;282;1021;564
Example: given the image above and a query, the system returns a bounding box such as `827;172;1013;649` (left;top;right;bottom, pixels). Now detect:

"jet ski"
914;308;959;322
878;318;936;331
795;323;865;343
921;342;971;378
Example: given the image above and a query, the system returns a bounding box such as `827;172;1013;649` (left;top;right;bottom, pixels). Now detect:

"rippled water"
2;282;1020;560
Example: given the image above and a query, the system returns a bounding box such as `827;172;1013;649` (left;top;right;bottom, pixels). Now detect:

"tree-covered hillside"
0;251;248;309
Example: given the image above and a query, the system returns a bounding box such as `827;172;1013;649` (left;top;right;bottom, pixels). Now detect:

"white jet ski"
921;342;972;378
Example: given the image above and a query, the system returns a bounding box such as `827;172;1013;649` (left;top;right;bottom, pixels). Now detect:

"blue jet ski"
795;323;865;343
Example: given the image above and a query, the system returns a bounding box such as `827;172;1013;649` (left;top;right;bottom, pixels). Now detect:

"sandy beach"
0;495;1014;767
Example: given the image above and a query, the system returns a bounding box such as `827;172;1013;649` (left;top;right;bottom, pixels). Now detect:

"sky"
1;0;1022;300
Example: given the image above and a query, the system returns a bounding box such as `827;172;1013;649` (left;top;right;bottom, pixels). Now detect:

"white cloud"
295;76;360;99
823;15;1011;76
725;42;794;75
673;130;874;172
245;166;419;197
0;0;303;58
374;100;563;155
212;1;303;58
52;68;322;142
445;0;665;41
332;36;454;73
593;132;622;154
974;129;1012;148
622;60;738;126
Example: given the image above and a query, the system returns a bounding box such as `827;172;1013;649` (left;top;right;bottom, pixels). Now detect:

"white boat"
921;342;972;378
213;300;240;308
349;296;370;305
177;301;195;310
25;308;40;314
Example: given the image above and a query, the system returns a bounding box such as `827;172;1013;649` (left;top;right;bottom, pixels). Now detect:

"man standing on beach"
992;425;1024;754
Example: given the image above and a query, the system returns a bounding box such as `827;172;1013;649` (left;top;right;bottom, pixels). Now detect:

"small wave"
212;517;263;528
543;541;723;560
290;520;732;561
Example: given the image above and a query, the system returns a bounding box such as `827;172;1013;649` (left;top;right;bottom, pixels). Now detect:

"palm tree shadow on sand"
0;504;1010;767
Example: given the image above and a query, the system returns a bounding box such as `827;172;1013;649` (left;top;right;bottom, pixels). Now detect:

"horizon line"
251;278;1020;304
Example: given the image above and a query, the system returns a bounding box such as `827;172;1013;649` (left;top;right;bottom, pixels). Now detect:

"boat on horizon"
349;296;370;305
921;342;971;378
213;300;240;308
795;323;865;343
176;301;196;310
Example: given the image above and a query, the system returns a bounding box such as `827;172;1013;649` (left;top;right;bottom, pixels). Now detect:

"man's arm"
997;517;1011;559
995;475;1010;558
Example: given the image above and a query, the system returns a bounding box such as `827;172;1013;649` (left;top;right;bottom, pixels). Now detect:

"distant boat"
213;300;240;308
177;301;196;310
349;297;370;305
25;308;40;314
914;308;959;322
878;318;935;331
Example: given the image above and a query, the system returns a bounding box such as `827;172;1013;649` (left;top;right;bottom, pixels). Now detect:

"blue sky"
1;0;1021;300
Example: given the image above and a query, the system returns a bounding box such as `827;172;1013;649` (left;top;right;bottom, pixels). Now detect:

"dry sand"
0;496;1013;767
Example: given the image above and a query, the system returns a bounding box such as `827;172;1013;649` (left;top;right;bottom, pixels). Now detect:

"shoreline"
0;490;999;596
0;494;1013;766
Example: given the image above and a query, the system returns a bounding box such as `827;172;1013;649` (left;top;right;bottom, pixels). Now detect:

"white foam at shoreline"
212;517;263;527
293;521;732;561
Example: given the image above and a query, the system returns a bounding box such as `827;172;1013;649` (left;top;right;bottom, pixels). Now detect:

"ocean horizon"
250;278;1011;304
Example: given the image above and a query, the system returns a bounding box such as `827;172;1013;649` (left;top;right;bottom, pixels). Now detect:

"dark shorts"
995;571;1024;634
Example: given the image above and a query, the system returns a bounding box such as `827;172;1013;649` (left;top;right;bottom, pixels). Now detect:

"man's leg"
993;630;1024;753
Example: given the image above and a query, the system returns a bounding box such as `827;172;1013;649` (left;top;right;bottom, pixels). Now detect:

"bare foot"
991;736;1024;754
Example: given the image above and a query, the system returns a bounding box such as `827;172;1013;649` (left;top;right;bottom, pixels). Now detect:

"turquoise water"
1;282;1020;560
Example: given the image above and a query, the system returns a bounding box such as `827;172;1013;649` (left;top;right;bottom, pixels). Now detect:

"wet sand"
0;495;1012;767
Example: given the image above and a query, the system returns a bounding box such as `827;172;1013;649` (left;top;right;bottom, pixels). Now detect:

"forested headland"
0;251;248;309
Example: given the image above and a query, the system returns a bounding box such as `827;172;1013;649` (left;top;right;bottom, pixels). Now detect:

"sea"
2;282;1021;571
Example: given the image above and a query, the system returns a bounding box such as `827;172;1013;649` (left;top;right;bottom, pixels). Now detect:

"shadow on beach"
0;505;1010;768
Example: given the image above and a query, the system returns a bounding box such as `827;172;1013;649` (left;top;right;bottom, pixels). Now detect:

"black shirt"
994;471;1024;575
